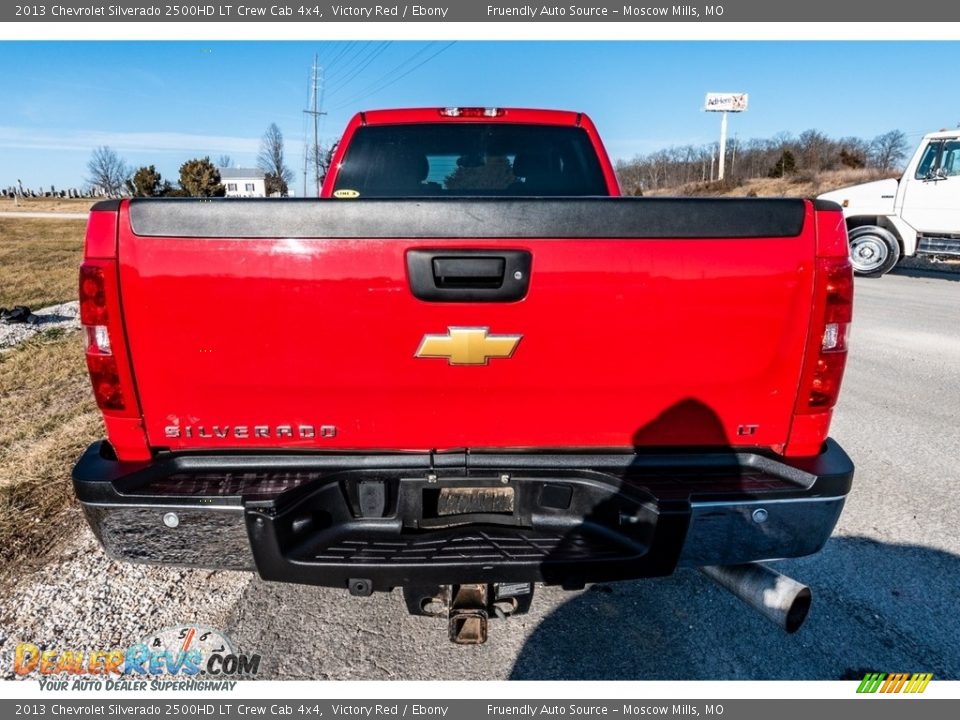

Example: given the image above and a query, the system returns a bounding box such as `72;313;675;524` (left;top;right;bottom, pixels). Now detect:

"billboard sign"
704;92;749;112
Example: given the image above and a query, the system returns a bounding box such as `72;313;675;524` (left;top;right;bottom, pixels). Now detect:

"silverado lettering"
72;107;854;644
164;424;337;439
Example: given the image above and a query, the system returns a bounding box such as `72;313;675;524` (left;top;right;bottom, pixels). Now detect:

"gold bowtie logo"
415;327;522;365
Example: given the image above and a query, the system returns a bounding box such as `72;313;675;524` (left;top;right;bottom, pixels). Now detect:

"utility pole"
303;54;327;198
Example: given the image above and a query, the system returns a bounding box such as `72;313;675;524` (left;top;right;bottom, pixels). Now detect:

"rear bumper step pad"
73;440;853;590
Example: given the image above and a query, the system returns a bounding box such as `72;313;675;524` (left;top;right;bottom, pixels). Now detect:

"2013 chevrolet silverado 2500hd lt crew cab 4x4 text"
73;108;854;643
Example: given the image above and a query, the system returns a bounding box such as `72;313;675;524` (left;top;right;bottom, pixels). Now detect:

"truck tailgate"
116;198;816;453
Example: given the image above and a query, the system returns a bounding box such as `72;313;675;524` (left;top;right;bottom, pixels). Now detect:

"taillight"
785;208;854;457
79;261;138;417
81;204;150;461
802;257;853;410
439;107;504;118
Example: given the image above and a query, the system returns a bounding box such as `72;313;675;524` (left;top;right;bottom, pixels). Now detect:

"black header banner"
2;1;951;22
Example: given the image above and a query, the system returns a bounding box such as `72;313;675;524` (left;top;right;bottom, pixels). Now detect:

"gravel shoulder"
0;302;80;351
0;523;250;680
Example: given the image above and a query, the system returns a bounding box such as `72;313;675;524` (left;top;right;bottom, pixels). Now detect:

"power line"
331;42;456;111
325;42;392;97
336;43;444;101
323;42;358;75
330;41;374;78
331;43;437;107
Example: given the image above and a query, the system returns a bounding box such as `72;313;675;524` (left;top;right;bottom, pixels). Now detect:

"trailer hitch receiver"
449;584;489;644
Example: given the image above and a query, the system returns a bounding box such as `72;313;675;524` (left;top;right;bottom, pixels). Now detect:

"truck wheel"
848;226;900;277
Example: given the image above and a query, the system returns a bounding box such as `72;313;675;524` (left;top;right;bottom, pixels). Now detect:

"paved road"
4;267;958;681
223;267;960;680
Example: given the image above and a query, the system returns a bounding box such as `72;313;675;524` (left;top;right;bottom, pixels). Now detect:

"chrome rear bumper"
74;440;853;589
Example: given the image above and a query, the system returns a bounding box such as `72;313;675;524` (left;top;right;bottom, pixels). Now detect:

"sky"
1;40;958;193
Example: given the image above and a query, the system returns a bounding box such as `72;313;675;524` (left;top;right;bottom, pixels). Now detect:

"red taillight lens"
79;265;109;325
807;354;848;408
85;354;126;410
823;257;854;325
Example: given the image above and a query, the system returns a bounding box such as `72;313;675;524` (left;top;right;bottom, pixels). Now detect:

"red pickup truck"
73;108;854;643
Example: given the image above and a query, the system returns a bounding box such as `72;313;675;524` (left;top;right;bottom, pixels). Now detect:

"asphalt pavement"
224;266;960;680
3;266;958;681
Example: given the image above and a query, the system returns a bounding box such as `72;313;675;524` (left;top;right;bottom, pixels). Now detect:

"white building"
219;167;267;197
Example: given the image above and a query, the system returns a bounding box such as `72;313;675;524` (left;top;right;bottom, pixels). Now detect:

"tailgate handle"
407;249;531;302
432;257;505;288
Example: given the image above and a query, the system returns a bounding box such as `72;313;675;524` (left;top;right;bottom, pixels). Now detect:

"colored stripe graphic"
858;672;932;694
911;673;933;693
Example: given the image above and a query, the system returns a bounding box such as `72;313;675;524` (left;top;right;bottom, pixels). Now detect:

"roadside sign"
704;92;749;112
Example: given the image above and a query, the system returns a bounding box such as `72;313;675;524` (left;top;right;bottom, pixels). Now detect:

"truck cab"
320;107;621;198
819;130;960;276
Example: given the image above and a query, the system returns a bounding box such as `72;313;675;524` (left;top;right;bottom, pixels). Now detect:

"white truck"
819;130;960;276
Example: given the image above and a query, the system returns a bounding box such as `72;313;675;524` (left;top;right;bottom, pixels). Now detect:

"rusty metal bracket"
403;582;534;644
449;583;489;644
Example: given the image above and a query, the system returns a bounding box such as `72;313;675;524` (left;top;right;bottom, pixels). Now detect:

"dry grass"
0;330;102;582
648;168;899;198
0;217;86;308
725;169;898;198
0;197;95;214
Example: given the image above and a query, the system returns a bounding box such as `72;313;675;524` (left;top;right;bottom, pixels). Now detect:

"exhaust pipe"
700;563;812;633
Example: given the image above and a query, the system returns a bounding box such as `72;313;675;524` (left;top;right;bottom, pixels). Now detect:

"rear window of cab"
332;123;608;197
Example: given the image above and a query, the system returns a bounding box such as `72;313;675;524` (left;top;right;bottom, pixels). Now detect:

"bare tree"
870;130;909;172
257;123;293;196
217;154;233;168
86;146;130;197
797;129;833;172
313;141;335;188
614;128;909;192
614;158;644;195
838;136;870;169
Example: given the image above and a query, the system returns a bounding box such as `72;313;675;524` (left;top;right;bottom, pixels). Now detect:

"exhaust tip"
785;586;812;634
701;563;813;634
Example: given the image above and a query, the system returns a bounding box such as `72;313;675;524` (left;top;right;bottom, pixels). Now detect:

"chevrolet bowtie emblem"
415;327;522;365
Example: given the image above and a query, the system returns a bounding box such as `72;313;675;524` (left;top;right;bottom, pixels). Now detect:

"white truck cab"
819;130;960;276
